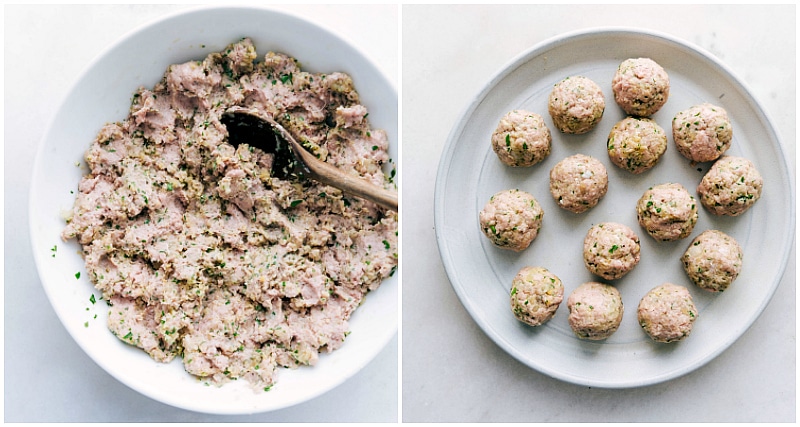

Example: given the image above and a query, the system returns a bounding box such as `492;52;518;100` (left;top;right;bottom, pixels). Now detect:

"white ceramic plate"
434;28;793;388
29;6;398;414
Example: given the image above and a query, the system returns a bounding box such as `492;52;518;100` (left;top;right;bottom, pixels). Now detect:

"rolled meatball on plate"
547;75;605;134
638;283;698;343
567;282;624;340
510;266;564;327
549;154;608;213
696;156;763;216
607;116;667;174
612;57;670;117
682;229;743;293
582;222;641;280
479;189;544;252
491;110;552;167
672;103;733;163
636;183;698;242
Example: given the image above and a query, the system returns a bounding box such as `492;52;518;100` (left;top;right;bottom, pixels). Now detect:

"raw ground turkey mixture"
61;38;398;390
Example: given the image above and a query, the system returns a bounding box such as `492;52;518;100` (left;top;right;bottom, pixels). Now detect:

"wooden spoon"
221;107;398;211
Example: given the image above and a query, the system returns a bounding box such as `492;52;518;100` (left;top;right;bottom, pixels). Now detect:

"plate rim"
433;26;795;389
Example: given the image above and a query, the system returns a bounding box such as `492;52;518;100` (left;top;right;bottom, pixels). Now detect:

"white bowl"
29;5;398;414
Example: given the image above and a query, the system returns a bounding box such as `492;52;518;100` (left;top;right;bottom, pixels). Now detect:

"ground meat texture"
696;156;763;216
638;283;697;343
612;57;670;117
606;116;667;174
60;38;398;391
672;103;733;163
549;154;608;214
509;266;564;326
583;222;641;280
547;76;605;134
567;282;623;340
636;183;698;241
490;110;552;167
479;189;544;252
681;230;743;292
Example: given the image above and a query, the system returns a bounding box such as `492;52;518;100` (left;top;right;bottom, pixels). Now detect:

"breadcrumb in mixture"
61;38;398;391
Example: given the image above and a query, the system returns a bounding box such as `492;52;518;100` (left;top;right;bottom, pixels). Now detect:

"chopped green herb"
75;272;81;280
89;294;96;304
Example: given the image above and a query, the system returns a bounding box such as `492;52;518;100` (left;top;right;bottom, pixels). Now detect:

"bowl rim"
29;4;398;414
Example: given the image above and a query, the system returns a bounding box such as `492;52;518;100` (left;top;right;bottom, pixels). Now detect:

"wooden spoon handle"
226;107;399;212
292;145;399;211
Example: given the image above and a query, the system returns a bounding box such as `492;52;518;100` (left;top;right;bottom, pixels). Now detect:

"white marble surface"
5;3;797;423
4;4;397;422
401;4;795;423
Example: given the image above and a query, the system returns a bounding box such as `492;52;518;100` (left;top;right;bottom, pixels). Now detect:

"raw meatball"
567;282;624;340
636;183;698;241
548;76;605;134
583;222;641;280
697;156;763;216
491;110;552;167
638;283;698;343
607;116;667;174
672;103;733;163
479;189;544;251
510;266;564;326
612;57;670;117
682;230;743;292
549;154;608;213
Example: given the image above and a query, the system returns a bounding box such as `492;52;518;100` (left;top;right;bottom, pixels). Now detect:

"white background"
402;4;795;422
4;3;797;424
4;4;398;422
